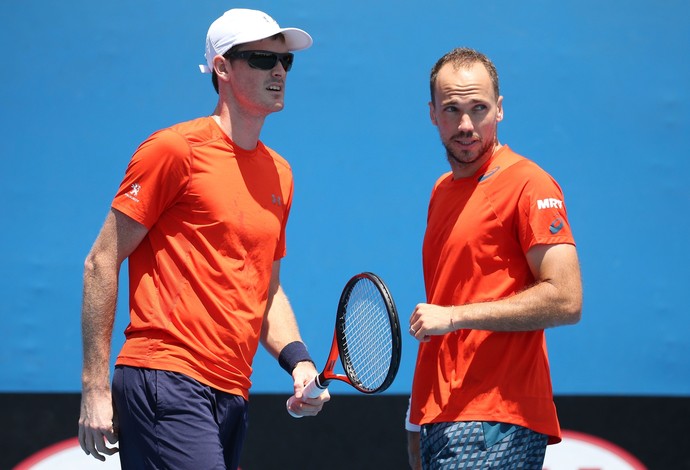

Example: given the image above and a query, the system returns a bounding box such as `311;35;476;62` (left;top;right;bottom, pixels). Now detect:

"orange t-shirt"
112;116;293;400
410;145;575;444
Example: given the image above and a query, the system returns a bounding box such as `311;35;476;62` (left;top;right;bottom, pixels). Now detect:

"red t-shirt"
112;116;293;400
410;145;575;443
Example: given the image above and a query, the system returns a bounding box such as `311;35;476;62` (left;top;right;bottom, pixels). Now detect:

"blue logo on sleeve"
549;217;565;234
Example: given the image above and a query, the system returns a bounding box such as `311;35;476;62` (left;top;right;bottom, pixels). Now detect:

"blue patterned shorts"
420;421;548;469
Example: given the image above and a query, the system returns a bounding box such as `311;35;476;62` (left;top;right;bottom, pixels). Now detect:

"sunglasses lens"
279;54;293;71
248;53;278;70
245;52;293;71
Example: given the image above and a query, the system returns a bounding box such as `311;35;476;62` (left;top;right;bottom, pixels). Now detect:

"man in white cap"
78;8;328;469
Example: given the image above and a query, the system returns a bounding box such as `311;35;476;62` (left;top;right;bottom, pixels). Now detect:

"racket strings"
339;279;394;391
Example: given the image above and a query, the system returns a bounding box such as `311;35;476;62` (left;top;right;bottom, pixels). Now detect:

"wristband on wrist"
278;341;314;374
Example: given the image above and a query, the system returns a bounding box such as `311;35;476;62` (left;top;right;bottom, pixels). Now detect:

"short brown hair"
429;47;500;104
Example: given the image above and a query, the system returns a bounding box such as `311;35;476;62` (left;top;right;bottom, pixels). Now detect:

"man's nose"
457;114;473;133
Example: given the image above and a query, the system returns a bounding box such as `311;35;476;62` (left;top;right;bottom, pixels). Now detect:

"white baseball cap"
199;8;313;74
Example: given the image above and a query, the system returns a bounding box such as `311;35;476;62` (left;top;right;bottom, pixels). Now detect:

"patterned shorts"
420;421;548;469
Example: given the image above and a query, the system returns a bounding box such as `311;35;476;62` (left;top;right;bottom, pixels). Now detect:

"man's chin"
446;150;480;166
262;102;284;114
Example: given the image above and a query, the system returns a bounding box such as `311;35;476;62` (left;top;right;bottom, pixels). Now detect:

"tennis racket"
287;272;402;417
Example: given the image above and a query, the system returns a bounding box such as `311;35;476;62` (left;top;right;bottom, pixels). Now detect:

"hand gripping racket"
287;272;402;417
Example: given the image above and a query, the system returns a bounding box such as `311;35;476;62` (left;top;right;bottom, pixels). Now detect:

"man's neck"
211;103;266;151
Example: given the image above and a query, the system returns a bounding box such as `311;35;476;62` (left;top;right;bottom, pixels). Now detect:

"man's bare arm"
78;209;148;460
410;244;582;338
260;260;329;416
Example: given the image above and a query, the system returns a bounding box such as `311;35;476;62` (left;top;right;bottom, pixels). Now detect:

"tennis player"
78;9;328;469
406;47;582;468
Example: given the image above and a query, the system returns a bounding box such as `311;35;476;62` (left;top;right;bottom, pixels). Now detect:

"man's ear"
496;96;504;123
429;101;438;126
213;55;228;77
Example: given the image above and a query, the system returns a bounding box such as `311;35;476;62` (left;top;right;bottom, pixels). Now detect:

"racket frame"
310;272;401;395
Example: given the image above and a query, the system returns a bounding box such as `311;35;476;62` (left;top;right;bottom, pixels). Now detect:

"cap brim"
280;28;313;51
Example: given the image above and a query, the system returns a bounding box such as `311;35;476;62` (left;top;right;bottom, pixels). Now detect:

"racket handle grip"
285;376;328;418
303;376;327;398
286;396;302;418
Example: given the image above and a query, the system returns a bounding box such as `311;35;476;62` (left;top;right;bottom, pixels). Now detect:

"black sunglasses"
225;50;294;72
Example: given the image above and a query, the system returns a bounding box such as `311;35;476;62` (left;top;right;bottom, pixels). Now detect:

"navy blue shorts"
112;365;249;470
420;421;548;469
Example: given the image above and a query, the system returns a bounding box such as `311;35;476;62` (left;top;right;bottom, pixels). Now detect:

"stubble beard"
443;134;496;169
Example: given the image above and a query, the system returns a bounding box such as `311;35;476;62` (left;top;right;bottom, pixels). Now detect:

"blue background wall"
2;0;689;397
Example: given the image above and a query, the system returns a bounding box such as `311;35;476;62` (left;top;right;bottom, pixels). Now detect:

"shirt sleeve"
274;176;293;261
516;166;575;252
112;128;191;229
